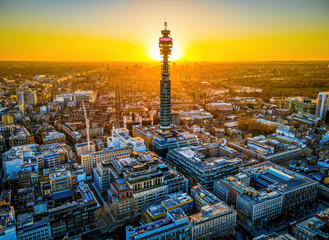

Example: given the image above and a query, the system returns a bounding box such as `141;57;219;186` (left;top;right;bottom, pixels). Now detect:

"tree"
95;205;113;232
237;116;277;136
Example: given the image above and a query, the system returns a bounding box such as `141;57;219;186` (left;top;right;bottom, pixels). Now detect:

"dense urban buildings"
0;12;329;240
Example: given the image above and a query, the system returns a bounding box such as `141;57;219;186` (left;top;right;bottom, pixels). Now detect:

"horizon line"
0;59;329;63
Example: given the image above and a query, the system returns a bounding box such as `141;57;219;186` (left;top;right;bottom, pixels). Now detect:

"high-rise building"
315;91;329;123
134;23;200;158
16;89;37;105
159;22;173;131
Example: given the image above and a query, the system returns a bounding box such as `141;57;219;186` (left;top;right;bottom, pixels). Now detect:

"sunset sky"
0;0;328;62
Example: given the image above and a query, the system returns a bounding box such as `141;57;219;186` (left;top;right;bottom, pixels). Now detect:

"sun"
147;41;183;61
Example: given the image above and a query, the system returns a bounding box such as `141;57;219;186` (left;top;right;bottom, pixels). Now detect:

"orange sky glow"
0;0;328;62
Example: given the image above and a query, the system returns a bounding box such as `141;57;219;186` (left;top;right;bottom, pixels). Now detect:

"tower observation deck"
159;22;173;131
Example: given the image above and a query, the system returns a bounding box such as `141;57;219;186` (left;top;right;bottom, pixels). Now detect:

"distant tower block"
159;21;173;131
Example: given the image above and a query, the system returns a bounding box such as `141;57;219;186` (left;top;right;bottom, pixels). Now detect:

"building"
106;151;188;217
213;173;250;206
288;112;321;127
107;178;136;221
132;125;156;148
108;128;146;153
93;160;111;194
150;128;199;158
284;97;316;114
159;21;173;131
81;147;132;174
175;109;213;124
75;141;96;157
2;143;70;176
228;136;302;164
49;183;100;239
5;125;35;148
74;90;97;103
54;93;74;104
292;216;329;240
42;131;66;144
190;185;221;211
189;202;236;240
80;126;104;139
141;192;193;223
126;208;191;240
1;114;14;125
236;189;283;227
49;170;76;193
2;144;39;176
256;118;291;131
58;123;82;143
254;232;296;240
0;206;16;240
16;214;52;240
206;102;234;112
241;162;318;213
166;144;242;190
37;143;70;170
316;91;329;123
17;88;37;105
112;155;167;212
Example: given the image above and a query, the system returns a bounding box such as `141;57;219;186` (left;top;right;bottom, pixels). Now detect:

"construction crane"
82;100;91;152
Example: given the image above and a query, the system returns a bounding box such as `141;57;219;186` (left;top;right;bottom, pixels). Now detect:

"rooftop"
189;202;234;224
173;146;242;171
242;162;318;193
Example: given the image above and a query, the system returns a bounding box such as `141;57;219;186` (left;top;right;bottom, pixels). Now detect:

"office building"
16;214;51;240
107;178;136;221
75;141;95;157
254;232;296;240
81;147;132;174
49;183;100;239
190;185;221;211
126;208;191;240
189;202;236;240
16;89;37;105
106;151;188;216
292;216;329;240
74;90;97;103
141;192;193;223
49;170;76;193
316;91;329;122
284;97;316;114
5;125;35;148
2;144;39;176
93;160;111;194
241;162;318;212
0;206;16;240
206;102;234;112
108;128;146;153
42;131;66;144
213;173;250;206
228;136;302;164
288;112;321;127
236;189;283;227
166;144;242;190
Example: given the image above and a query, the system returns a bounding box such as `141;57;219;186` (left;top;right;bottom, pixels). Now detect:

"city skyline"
0;0;329;62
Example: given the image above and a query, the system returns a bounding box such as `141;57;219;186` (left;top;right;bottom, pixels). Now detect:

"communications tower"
159;21;173;132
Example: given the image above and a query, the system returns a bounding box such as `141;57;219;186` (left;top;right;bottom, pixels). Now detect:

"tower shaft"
159;22;173;131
